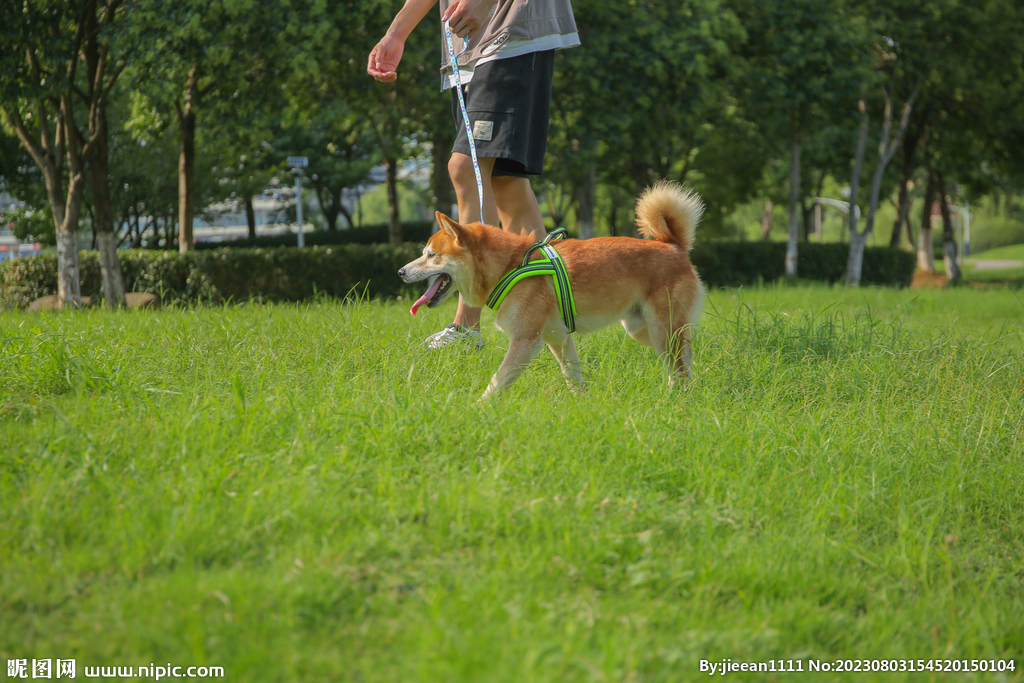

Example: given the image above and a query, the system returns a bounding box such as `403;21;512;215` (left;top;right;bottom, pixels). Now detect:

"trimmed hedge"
192;221;436;250
1;241;914;310
692;241;916;288
0;245;421;310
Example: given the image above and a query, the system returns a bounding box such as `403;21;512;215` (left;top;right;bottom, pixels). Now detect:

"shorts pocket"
466;109;516;144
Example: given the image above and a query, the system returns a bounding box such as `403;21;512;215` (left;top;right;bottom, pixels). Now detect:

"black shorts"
450;50;554;177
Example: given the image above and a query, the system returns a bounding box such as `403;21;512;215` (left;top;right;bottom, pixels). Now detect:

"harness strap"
486;228;577;333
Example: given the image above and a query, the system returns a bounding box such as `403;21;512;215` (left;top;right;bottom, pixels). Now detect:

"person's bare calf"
492;175;546;241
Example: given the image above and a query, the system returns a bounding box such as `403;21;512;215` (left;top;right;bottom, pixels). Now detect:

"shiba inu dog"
398;181;705;399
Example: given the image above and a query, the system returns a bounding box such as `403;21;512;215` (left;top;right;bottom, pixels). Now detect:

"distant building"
0;191;23;214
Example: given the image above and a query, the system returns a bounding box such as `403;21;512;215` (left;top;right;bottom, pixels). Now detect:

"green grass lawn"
964;267;1024;286
969;244;1024;261
932;255;1024;286
961;245;1024;286
2;285;1023;681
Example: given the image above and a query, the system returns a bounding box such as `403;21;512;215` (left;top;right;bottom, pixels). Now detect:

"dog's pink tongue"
410;277;443;316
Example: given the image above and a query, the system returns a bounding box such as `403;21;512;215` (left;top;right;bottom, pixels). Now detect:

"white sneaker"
424;324;484;350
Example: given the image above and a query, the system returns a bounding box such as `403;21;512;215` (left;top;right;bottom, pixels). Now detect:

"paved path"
967;259;1024;271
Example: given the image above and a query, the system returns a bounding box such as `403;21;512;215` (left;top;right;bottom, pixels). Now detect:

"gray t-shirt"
439;0;579;71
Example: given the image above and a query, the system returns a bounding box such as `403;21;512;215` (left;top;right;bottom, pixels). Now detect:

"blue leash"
443;20;485;216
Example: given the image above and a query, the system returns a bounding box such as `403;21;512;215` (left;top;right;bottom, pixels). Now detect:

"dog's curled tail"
635;181;704;252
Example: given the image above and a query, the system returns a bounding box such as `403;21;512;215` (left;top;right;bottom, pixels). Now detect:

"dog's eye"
427;251;436;259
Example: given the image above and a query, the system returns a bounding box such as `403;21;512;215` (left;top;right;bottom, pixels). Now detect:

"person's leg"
492;175;546;241
448;153;498;225
431;51;554;343
447;154;497;331
449;171;546;330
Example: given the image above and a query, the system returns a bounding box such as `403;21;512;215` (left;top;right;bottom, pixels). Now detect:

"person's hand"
367;34;405;82
442;0;497;39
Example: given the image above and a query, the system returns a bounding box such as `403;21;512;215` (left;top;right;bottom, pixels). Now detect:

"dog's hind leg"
480;335;545;400
646;305;695;386
625;324;653;347
669;323;695;385
667;282;703;384
545;329;583;391
621;303;653;347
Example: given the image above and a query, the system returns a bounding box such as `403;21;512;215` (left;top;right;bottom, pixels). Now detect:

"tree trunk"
760;201;773;240
850;100;911;287
573;159;596;239
936;171;960;285
890;168;912;248
245;195;257;239
801;198;813;242
846;231;868;286
546;183;569;230
888;119;921;249
802;173;826;242
57;95;88;308
88;107;126;308
54;226;82;307
384;154;402;245
176;66;198;253
785;123;801;278
863;87;916;246
165;214;176;249
89;203;97;250
313;184;348;231
917;170;936;273
324;201;339;231
337;198;354;229
843;100;869;286
431;122;455;226
4;100;82;309
77;0;125;307
847;100;869;242
903;204;915;248
55;205;82;308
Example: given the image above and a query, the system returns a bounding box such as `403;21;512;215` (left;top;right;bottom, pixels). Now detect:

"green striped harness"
485;228;578;333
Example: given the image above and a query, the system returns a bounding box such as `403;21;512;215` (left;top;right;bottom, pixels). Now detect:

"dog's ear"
435;211;463;244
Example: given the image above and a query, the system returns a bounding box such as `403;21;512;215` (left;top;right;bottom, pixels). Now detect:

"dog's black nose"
398;267;406;279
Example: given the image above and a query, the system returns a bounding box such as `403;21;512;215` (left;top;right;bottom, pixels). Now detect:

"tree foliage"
0;0;1022;292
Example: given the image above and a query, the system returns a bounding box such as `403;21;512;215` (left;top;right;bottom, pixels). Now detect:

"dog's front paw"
565;379;586;395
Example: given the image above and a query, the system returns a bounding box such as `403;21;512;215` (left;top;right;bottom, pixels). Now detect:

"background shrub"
968;216;1024;253
192;221;436;250
691;242;915;288
0;241;914;310
0;245;420;310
